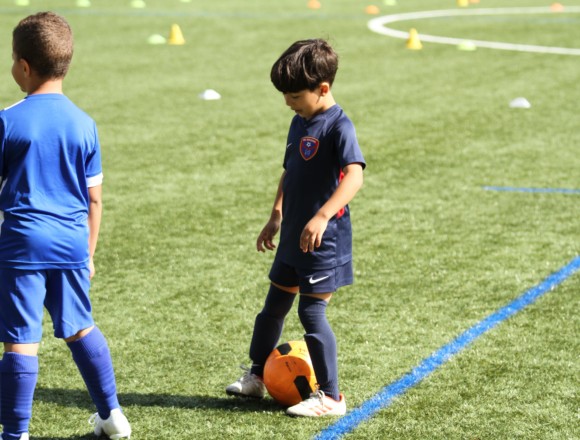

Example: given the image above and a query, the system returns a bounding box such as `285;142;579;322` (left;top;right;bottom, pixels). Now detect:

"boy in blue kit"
0;12;131;439
226;39;365;417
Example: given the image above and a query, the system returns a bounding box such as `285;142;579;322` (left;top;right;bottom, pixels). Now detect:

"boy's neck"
320;92;336;113
308;94;336;120
27;78;63;96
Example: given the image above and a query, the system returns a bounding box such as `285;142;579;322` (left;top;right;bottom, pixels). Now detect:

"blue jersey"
279;104;365;270
0;94;103;269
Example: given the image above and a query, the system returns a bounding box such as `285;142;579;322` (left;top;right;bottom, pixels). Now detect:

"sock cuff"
67;326;109;359
299;295;328;304
298;295;329;313
269;284;295;296
1;352;39;374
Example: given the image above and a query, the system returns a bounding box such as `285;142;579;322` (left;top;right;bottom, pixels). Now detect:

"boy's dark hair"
271;39;338;93
12;12;73;79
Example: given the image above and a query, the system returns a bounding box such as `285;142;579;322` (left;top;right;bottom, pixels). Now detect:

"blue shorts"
269;259;353;294
0;268;94;343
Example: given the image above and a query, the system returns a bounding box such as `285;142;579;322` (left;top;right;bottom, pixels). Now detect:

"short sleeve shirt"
0;94;102;269
278;104;365;270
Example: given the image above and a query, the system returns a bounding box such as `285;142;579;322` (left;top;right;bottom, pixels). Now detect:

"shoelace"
305;389;326;406
237;365;257;383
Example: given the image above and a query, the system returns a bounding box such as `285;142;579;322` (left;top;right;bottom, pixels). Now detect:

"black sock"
249;284;296;376
298;295;339;401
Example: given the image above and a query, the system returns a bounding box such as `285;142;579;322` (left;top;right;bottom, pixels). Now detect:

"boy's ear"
18;58;32;78
319;82;330;96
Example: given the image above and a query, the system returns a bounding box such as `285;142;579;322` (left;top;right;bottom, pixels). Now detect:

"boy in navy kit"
0;12;131;439
226;39;365;417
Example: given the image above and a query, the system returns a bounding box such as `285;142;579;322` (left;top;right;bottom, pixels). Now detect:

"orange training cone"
550;3;564;12
307;0;321;9
365;5;380;14
406;28;423;50
168;24;185;45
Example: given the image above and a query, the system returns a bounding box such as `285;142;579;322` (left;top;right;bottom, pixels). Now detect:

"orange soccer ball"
263;340;317;406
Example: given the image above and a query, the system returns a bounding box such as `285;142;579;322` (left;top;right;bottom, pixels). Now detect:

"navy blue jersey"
0;94;103;269
278;104;365;270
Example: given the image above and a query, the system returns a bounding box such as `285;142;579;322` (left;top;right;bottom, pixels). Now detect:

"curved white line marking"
368;7;580;55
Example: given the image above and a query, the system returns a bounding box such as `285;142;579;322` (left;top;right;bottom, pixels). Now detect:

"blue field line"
314;255;580;440
483;186;580;194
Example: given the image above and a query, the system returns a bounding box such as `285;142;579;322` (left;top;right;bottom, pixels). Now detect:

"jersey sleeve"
85;122;103;187
334;117;366;170
0;115;5;183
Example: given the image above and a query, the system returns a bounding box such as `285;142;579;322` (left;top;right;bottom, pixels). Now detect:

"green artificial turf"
0;0;578;438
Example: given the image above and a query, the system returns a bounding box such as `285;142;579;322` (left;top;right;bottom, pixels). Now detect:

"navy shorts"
269;258;354;294
0;268;94;343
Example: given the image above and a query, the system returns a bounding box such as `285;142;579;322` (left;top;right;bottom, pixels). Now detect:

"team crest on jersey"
299;137;319;161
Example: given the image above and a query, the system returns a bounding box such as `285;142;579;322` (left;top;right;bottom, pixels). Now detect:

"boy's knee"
260;284;295;319
297;295;328;329
63;325;95;343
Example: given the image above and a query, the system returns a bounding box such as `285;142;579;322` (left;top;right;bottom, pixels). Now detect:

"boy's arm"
257;170;285;252
300;163;363;253
88;184;103;279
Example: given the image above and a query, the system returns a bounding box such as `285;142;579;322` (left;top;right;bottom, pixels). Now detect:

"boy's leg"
297;294;340;401
0;350;39;440
0;269;46;438
67;328;130;438
43;269;121;419
67;326;120;418
226;283;296;398
249;284;296;376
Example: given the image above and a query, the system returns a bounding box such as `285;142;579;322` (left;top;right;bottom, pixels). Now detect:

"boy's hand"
89;257;96;279
257;218;281;252
299;163;363;253
300;214;328;253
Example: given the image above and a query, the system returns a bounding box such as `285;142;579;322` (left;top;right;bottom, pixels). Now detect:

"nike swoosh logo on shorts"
308;275;330;285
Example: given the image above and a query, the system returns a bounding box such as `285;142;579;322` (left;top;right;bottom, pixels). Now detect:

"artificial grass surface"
0;0;578;438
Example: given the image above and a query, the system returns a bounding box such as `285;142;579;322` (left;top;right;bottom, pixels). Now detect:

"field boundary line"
368;7;580;55
314;255;580;440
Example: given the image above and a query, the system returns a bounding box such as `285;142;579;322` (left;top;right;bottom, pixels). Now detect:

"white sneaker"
89;408;131;439
286;390;346;417
225;366;265;398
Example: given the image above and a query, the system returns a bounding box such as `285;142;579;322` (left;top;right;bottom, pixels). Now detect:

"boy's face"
283;84;330;120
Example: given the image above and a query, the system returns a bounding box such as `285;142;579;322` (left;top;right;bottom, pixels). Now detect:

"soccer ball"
263;340;317;406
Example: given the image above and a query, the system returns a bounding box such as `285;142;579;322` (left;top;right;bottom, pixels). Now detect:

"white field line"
368;6;580;55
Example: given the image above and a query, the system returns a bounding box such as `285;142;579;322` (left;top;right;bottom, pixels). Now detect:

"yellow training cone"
168;24;185;45
406;28;423;50
457;0;469;7
457;40;477;51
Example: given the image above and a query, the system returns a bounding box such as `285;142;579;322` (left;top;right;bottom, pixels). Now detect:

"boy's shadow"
33;387;284;439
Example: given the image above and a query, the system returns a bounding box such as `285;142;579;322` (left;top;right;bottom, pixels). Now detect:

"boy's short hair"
12;11;73;79
271;39;338;93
